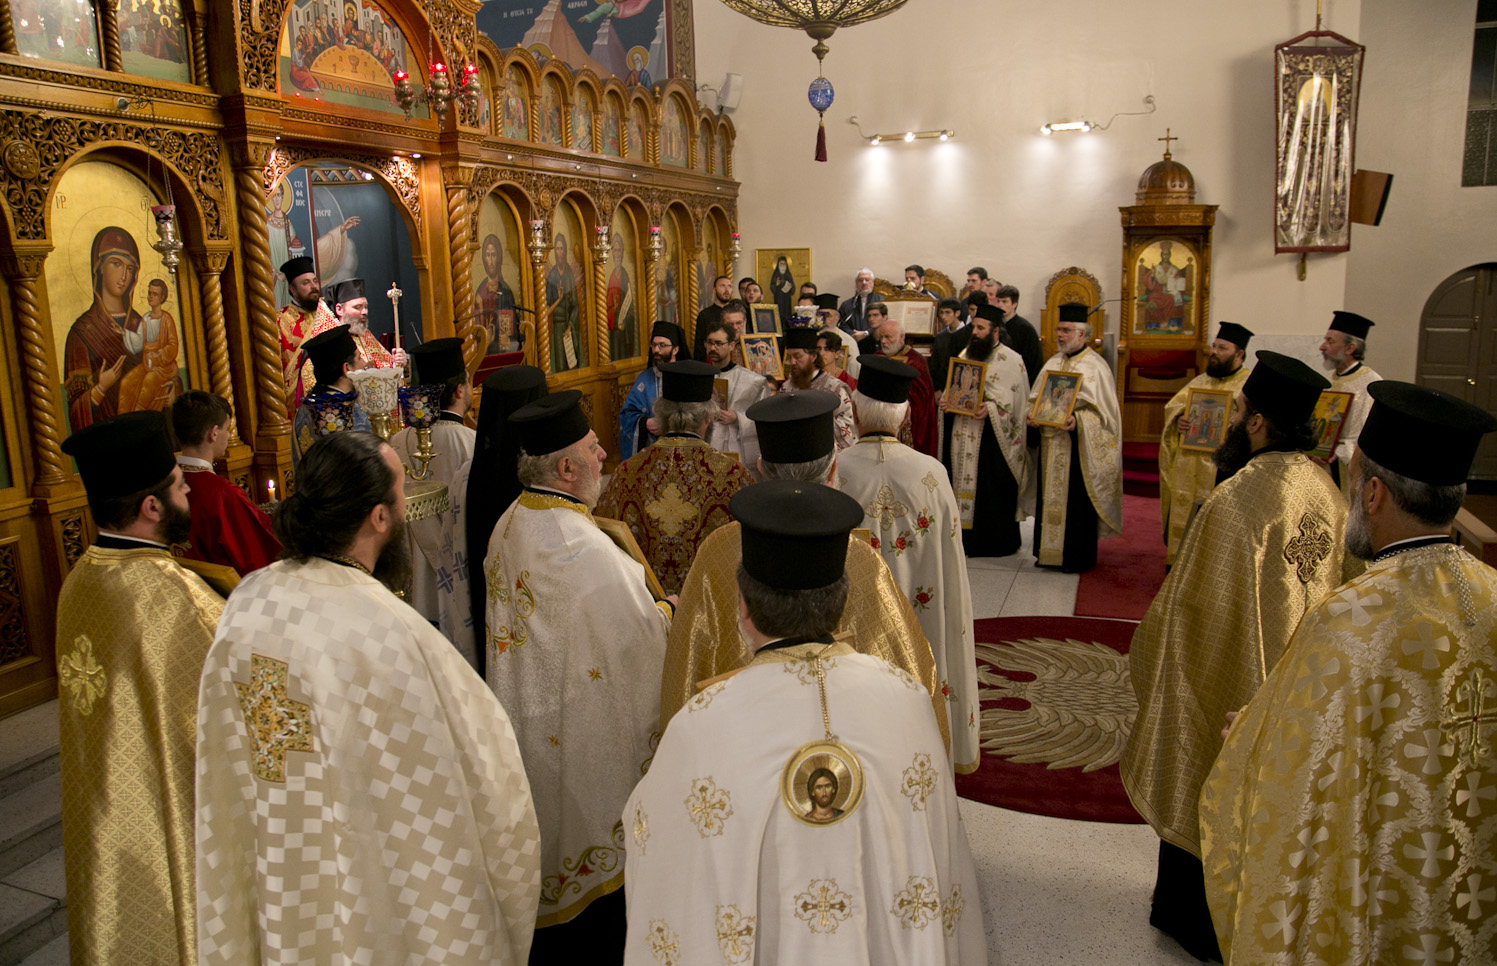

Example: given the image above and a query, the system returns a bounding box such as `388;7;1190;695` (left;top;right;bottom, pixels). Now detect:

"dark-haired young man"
904;263;937;299
172;389;281;576
991;283;1043;386
1122;351;1350;962
57;411;223;966
198;430;540;966
692;273;735;360
291;325;370;468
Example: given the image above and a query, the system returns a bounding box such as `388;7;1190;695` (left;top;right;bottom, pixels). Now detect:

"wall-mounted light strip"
1040;120;1093;135
867;129;954;145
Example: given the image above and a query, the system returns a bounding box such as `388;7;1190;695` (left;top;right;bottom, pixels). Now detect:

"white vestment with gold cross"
196;556;541;965
622;641;983;965
484;489;672;928
1200;544;1497;964
838;436;980;773
390;419;477;643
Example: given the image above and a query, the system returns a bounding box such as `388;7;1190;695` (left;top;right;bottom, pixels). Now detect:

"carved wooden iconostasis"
0;0;738;714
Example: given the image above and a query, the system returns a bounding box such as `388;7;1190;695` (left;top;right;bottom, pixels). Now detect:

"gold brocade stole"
1037;355;1079;567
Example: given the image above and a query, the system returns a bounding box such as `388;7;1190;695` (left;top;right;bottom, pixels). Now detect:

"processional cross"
1440;667;1497;767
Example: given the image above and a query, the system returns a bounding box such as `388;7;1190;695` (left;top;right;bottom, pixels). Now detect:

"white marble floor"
959;520;1195;965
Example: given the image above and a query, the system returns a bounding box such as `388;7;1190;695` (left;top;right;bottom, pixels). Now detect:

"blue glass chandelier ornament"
716;0;910;162
809;75;835;162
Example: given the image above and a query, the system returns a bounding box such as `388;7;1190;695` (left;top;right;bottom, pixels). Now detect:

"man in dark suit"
993;284;1043;386
692;274;734;360
838;268;877;340
929;297;967;393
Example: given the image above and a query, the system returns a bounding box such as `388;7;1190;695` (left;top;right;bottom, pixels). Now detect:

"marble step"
0;703;59;802
0;775;61;882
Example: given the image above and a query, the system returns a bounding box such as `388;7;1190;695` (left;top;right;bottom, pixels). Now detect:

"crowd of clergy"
46;254;1497;966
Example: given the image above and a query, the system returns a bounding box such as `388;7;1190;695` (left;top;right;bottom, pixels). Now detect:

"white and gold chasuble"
197;557;541;965
706;364;771;471
947;343;1033;526
444;456;480;667
1123;451;1350;856
1329;363;1382;494
391;419;477;651
484;489;672;927
1028;347;1123;564
1157;365;1251;564
57;546;222;966
1200;544;1497;964
838;436;980;773
623;642;984;964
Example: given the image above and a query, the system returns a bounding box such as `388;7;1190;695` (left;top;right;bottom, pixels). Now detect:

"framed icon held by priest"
741;333;784;381
1030;370;1083;428
944;359;987;417
749;302;782;335
594;514;667;600
1304;390;1354;461
1179;388;1232;453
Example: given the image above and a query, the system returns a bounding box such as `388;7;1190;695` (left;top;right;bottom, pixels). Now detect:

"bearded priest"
484;390;672;959
779;325;856;451
198;431;540;965
596;360;754;596
660;391;951;757
623;481;983;964
57;411;223;966
1026;303;1123;572
1122;350;1348;961
297;277;407;393
1157;321;1253;566
945;305;1032;558
275;255;332;415
876;316;939;457
839;355;979;774
291;325;371;468
1200;381;1497;965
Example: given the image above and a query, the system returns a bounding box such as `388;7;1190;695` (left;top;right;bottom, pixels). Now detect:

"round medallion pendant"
781;738;863;827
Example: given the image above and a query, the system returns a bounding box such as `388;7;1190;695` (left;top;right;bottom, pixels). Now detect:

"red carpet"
956;616;1144;824
1073;494;1167;621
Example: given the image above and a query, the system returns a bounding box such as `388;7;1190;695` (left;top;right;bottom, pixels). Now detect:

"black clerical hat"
1215;322;1253;349
1242;350;1330;430
783;327;820;352
1058;303;1088;324
1329;310;1374;340
280;256;315;282
409;337;467;386
61;411;177;500
660;360;716;402
651;321;683;345
748;392;838;464
856;355;918;404
1359;381;1497;486
301;325;356;372
975;304;1003;325
814;293;839;311
482;364;547;406
509;389;590;455
731;481;864;589
324;278;366;307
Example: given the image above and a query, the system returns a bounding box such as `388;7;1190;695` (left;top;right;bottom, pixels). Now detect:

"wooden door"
1417;263;1497;479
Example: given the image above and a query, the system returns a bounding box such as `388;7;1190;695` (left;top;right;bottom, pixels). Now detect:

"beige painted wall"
697;0;1494;380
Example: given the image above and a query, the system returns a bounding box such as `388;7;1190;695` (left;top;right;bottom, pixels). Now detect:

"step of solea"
0;701;66;966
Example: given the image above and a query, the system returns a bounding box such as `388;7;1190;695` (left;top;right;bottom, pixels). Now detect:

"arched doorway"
1416;263;1497;479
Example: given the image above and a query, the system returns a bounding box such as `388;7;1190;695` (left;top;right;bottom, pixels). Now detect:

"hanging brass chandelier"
717;0;910;161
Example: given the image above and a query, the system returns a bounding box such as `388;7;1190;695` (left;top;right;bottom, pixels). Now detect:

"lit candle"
393;69;408;83
267;479;277;502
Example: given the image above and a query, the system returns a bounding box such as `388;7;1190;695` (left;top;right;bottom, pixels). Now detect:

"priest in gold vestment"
55;411;223;966
595;360;754;596
1200;381;1497;965
1319;310;1382;494
660;391;951;755
1157;321;1253;565
1122;351;1346;961
1026;303;1123;572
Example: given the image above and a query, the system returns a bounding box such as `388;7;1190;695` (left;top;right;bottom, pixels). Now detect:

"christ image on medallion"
805;768;844;823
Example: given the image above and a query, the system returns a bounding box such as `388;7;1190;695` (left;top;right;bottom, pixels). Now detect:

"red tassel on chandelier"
815;116;828;162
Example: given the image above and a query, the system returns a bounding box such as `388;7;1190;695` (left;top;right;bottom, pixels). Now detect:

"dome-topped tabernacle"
1136;148;1196;205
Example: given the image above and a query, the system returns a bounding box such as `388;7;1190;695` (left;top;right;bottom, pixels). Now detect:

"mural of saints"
606;225;637;359
63;228;180;429
546;231;586;372
476;233;518;354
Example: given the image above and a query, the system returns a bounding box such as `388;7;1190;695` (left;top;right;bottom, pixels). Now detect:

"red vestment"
891;347;939;458
179;464;282;576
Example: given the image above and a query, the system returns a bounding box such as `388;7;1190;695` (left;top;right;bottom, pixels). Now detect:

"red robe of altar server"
177;456;281;576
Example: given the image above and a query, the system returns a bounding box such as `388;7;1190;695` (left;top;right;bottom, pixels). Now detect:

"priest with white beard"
1027;303;1123;572
839;355;980;774
702;312;771;473
623;481;984;965
944;305;1033;558
483;390;673;960
197;431;540;966
389;337;476;656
